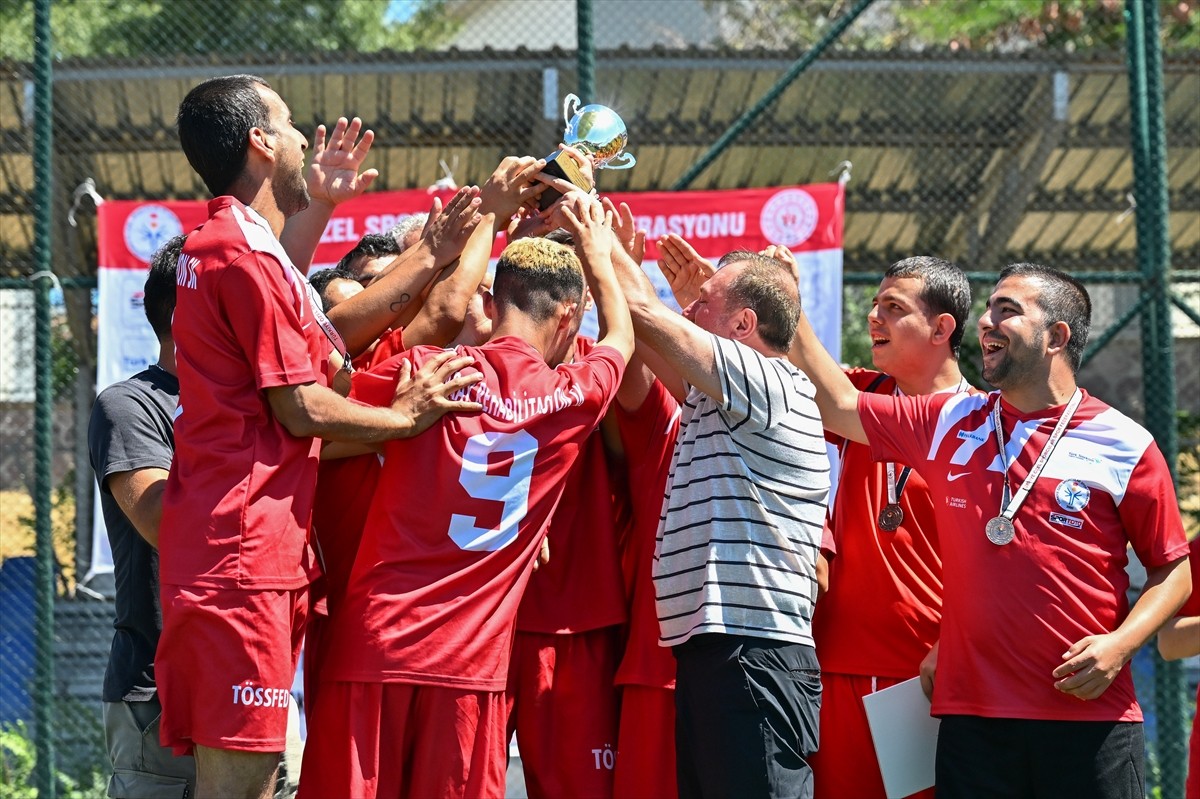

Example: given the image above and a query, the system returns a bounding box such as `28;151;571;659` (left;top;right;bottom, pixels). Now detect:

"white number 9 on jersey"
448;429;539;551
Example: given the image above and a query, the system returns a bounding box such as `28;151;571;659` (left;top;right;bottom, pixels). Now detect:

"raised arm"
599;202;718;402
281;117;378;271
327;187;482;356
557;193;633;363
788;311;866;444
402;213;496;347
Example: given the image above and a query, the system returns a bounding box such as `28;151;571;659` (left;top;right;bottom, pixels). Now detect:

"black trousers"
673;633;821;799
935;715;1145;799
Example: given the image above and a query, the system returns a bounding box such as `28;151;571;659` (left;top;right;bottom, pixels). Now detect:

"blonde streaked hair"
492;238;585;321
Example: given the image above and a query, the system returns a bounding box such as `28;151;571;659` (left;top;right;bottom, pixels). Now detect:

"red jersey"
1178;537;1200;799
310;452;382;614
860;389;1189;722
517;338;627;634
322;336;625;691
367;326;406;369
613;377;681;689
813;370;951;678
161;197;326;590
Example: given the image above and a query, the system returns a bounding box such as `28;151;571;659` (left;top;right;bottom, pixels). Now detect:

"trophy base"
538;150;594;211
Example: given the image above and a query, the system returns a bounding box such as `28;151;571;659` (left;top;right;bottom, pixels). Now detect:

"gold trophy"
539;93;636;210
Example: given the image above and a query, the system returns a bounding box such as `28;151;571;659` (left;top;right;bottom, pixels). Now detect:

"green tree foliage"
705;0;1198;52
0;0;459;61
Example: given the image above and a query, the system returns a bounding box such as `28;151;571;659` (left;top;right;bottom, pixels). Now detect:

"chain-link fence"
1;0;1197;795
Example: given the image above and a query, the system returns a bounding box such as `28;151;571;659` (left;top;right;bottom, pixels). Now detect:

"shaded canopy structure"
0;48;1196;281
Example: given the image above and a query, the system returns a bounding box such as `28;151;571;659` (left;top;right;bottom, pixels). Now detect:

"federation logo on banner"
123;205;183;263
759;189;819;248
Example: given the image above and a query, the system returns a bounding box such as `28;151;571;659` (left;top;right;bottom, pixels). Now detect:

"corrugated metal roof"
0;48;1196;279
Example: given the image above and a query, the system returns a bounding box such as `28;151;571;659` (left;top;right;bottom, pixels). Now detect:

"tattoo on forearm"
389;293;412;313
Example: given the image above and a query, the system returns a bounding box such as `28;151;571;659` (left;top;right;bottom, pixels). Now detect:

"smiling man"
805;256;971;799
789;261;1191;799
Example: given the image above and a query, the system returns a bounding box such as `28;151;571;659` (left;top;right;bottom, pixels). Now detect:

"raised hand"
554;144;596;191
559;192;614;265
306;117;378;206
420;186;483;268
657;233;714;309
603;198;646;264
479;156;548;222
760;243;800;286
507;206;555;241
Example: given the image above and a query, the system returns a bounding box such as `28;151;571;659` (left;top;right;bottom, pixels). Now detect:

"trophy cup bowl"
539;94;636;210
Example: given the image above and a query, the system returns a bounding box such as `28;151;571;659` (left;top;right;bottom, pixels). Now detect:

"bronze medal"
878;503;904;532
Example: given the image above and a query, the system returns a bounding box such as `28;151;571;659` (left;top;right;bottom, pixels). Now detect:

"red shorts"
297;682;506;799
613;685;676;799
157;584;308;756
302;610;329;723
811;672;935;799
506;628;620;799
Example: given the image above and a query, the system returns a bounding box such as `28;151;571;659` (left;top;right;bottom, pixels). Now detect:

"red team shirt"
161;197;326;590
614;377;682;689
310;452;382;614
813;370;946;677
1177;537;1200;799
366;326;407;370
516;338;627;635
859;389;1188;722
320;337;625;691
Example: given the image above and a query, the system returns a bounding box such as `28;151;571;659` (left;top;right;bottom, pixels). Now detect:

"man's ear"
247;126;274;162
557;300;580;332
1045;320;1072;356
931;312;956;348
729;306;757;342
482;290;496;322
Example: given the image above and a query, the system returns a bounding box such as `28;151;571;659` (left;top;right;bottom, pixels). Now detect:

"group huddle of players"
91;74;1195;799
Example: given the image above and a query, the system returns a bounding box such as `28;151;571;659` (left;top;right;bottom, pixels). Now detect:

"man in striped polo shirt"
609;228;831;799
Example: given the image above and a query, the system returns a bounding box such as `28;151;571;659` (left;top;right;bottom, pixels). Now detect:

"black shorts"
673;633;821;799
936;715;1144;799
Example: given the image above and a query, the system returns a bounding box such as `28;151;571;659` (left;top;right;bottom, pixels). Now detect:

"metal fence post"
576;0;594;105
1125;1;1184;795
32;0;58;795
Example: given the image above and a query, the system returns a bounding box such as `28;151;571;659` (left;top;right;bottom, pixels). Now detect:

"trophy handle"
563;93;581;126
603;152;636;170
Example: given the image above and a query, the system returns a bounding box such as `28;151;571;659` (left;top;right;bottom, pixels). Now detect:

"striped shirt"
653;334;831;648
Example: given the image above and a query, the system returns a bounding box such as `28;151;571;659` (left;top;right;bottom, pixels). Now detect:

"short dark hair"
308;267;359;314
544;228;575;246
145;235;185;340
177;75;273;197
336;233;403;276
999;262;1092;373
717;250;800;354
492;238;584;322
884;256;972;358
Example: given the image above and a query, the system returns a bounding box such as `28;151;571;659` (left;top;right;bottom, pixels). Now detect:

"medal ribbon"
990;388;1083;523
885;462;912;506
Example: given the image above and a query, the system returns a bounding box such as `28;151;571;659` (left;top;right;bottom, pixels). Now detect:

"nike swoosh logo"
947;472;970;481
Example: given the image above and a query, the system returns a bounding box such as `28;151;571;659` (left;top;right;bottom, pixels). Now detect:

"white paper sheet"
861;676;941;798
